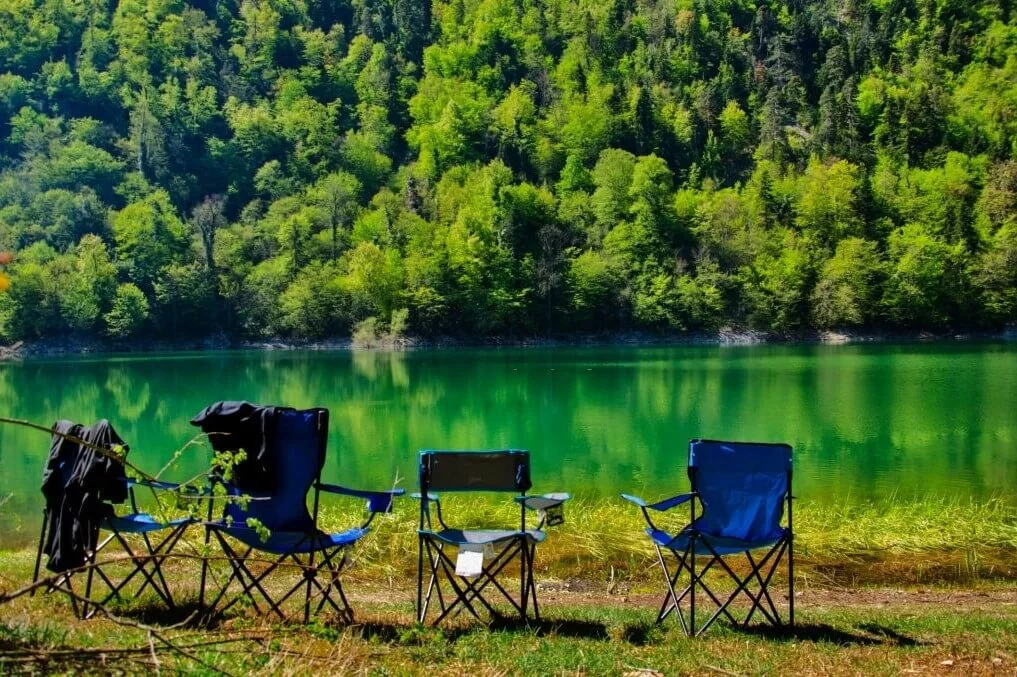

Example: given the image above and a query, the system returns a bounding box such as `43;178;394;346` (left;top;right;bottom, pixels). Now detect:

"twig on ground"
148;630;161;676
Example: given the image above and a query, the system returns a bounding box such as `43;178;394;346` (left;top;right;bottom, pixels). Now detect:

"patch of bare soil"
345;579;1017;615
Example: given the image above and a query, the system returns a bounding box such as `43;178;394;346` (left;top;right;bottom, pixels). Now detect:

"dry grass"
313;495;1017;586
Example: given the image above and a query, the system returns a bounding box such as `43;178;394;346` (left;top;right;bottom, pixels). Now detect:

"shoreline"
2;326;1015;361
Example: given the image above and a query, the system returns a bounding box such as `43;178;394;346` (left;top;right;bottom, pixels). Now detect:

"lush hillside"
0;0;1014;341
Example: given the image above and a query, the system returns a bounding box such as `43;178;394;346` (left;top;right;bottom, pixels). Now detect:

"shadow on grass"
621;621;923;647
107;596;245;630
621;623;659;646
112;599;205;624
854;622;924;647
348;616;609;644
732;622;923;646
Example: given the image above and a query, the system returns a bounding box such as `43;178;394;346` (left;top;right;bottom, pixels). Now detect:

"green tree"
312;173;363;260
104;283;150;338
110;190;189;291
718;100;750;154
882;224;966;327
280;262;350;337
742;231;817;333
0;261;61;338
811;238;886;328
795;158;863;246
342;242;404;319
153;263;215;337
568;249;619;327
972;222;1017;325
590;148;636;241
59;234;118;332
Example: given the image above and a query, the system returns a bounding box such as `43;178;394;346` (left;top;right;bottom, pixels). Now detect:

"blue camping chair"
200;408;404;623
416;450;570;625
33;423;193;619
622;440;794;636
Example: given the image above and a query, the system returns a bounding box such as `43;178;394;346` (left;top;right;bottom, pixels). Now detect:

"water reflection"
1;344;1015;546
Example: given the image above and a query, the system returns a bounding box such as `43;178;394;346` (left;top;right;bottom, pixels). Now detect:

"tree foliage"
0;0;1015;341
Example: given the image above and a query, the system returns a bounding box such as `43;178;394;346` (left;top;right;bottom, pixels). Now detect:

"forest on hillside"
0;0;1015;342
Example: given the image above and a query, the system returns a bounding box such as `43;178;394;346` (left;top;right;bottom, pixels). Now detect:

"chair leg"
228;551;282;618
420;541;447;622
527;542;540;622
788;532;795;626
304;542;317;625
519;538;527;618
94;532;166;610
331;553;354;623
416;535;425;623
80;533;120;619
745;549;783;625
310;548;349;619
199;523;212;611
208;533;355;624
690;535;697;637
31;515;47;596
419;539;455;623
141;530;177;608
204;536;259;617
65;577;81;620
653;543;687;632
81;555;94;620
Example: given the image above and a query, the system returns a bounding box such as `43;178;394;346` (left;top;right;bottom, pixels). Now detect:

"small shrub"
389;307;409;338
352;316;381;347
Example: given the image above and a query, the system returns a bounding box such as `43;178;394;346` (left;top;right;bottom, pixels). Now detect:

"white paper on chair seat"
455;546;485;577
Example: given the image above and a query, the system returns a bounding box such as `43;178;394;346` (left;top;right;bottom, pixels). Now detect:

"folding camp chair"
200;407;404;623
34;474;192;620
622;440;794;636
416;449;570;625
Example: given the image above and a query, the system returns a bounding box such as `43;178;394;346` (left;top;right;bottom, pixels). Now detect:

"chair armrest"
516;493;570;527
318;483;405;513
514;493;571;511
621;492;695;511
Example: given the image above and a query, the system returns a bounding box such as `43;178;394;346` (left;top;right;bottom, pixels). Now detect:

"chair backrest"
418;450;531;494
688;440;791;543
224;408;328;532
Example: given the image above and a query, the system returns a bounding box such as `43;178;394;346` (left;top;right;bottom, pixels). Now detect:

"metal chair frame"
33;480;192;619
415;450;568;626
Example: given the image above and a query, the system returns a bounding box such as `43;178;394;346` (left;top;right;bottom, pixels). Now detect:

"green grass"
3;495;1017;673
3;582;1017;675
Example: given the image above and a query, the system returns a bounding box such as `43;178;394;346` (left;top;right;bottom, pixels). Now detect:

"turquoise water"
1;343;1015;546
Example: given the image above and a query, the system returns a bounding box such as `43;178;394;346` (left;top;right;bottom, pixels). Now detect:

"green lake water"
1;343;1015;547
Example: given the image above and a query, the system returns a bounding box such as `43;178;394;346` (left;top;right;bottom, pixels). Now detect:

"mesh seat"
424;528;547;546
